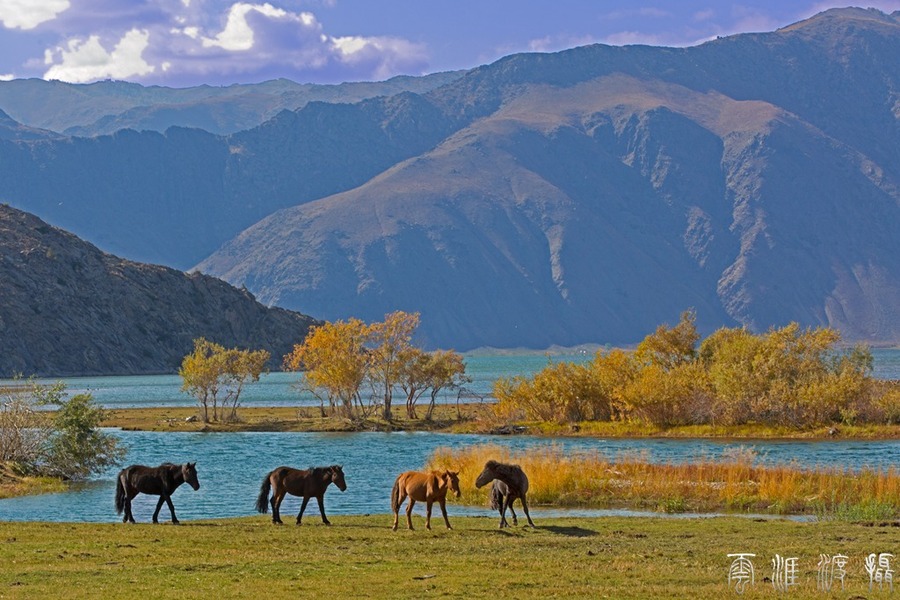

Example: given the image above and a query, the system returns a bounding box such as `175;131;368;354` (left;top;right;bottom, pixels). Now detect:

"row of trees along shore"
180;311;469;423
494;311;900;428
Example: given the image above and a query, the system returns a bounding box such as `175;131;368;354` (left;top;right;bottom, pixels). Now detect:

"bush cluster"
494;311;890;428
1;381;123;480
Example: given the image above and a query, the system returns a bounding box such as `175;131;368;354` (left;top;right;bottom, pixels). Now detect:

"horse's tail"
255;472;272;513
390;476;401;514
114;471;126;515
490;481;503;511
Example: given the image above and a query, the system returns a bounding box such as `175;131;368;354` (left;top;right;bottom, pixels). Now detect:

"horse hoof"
172;521;180;525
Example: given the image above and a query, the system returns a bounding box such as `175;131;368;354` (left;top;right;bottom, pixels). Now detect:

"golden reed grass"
426;444;900;517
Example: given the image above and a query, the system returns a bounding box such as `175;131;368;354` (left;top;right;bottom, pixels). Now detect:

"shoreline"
98;404;900;440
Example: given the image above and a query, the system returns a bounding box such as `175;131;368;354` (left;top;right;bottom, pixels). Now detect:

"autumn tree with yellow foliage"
283;312;468;421
179;338;270;422
495;311;884;429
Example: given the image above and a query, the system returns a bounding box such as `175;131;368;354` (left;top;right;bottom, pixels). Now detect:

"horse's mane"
309;465;341;475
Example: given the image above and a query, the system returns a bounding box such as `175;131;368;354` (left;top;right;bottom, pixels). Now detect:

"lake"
2;430;898;523
1;350;898;523
6;349;899;409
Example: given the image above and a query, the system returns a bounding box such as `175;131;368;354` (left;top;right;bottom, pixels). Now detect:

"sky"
0;1;898;87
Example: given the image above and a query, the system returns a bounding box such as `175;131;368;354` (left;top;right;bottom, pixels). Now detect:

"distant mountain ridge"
0;72;464;136
0;204;317;376
1;7;898;350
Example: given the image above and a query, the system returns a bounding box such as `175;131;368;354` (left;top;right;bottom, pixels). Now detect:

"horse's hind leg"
425;500;433;530
508;496;518;526
296;496;310;525
124;493;136;524
520;494;535;527
405;498;416;530
271;490;285;524
392;490;407;531
498;494;510;528
316;495;331;525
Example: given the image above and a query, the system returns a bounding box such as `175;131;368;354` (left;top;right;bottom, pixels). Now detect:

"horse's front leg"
520;494;535;528
439;498;452;530
165;495;179;524
405;498;416;530
316;495;331;525
425;500;433;530
296;496;310;525
152;495;166;524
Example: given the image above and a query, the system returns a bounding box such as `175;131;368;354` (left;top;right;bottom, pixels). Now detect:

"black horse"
475;460;536;528
256;465;347;525
115;462;200;524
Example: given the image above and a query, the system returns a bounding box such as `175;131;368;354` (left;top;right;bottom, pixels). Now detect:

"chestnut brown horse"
256;465;347;525
475;460;535;528
115;462;200;524
391;470;460;531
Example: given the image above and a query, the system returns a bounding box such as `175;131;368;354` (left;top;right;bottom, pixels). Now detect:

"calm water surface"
2;431;897;523
7;349;899;409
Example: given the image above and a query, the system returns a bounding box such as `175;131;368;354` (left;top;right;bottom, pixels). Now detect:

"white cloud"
0;73;14;81
30;1;428;85
329;35;427;79
202;2;294;51
43;28;155;83
0;0;69;30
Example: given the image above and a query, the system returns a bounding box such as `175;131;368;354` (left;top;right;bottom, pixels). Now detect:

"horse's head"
330;465;347;492
444;470;461;498
182;462;200;491
474;461;498;489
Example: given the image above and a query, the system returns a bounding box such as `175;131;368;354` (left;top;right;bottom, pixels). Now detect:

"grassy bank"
1;516;898;599
99;404;492;433
97;405;900;439
428;444;900;519
0;463;66;500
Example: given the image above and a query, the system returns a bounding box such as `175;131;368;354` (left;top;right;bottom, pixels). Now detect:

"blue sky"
0;1;898;87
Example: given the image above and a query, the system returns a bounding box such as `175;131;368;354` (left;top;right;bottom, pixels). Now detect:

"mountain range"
0;7;898;351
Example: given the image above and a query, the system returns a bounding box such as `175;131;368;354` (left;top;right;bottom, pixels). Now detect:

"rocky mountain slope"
0;205;317;376
198;8;900;349
1;8;898;350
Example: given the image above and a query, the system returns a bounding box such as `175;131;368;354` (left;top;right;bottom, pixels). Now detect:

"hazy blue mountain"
0;72;464;136
0;204;317;376
198;8;900;349
1;8;898;350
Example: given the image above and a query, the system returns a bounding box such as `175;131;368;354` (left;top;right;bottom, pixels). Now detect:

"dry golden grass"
427;444;900;518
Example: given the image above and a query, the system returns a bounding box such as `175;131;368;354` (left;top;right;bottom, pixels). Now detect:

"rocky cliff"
0;205;317;376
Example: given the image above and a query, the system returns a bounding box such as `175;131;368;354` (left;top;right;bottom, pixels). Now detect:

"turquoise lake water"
7;349;899;409
1;350;898;523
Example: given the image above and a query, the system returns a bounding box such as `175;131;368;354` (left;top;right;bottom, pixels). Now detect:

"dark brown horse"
391;470;460;531
115;462;200;524
256;465;347;525
475;460;535;528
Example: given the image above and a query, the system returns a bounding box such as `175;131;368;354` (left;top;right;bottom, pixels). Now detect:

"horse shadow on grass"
541;525;599;538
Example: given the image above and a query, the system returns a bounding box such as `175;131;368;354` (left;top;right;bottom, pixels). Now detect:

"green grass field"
1;515;898;599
